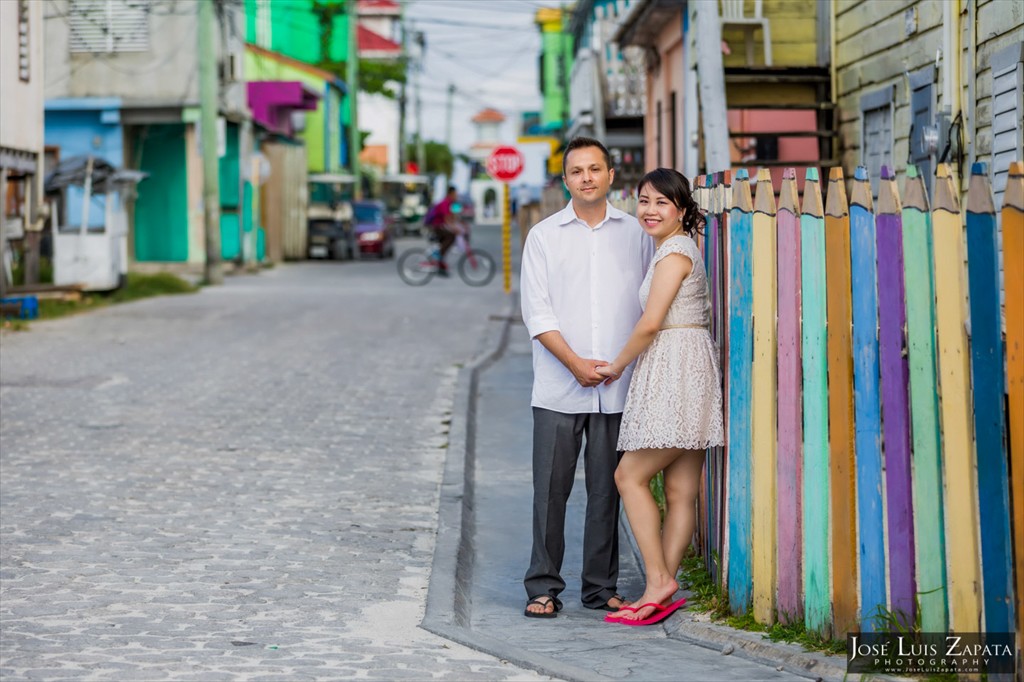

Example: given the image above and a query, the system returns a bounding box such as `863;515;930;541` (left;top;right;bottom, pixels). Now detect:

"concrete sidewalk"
422;296;861;682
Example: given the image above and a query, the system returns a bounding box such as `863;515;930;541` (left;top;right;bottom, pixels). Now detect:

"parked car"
352;200;394;259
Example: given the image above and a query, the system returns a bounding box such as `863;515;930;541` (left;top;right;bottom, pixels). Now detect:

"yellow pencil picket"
931;163;982;633
751;168;778;624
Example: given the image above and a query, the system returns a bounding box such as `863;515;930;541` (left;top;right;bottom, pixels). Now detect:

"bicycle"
397;228;496;287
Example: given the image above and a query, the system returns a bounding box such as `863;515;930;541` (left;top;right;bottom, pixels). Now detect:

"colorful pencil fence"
692;161;1021;644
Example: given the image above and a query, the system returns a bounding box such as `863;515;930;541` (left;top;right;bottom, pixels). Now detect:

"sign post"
486;145;524;294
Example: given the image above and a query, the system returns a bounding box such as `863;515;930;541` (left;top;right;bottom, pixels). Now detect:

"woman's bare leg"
661;449;707;579
613;447;685;622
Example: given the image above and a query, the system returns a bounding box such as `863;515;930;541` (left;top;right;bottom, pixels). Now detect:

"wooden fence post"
901;164;948;633
876;165;916;627
965;162;1015;635
800;168;831;637
751;168;778;625
850;166;885;632
825;167;858;637
726;169;754;615
1002;162;1023;651
932;163;982;634
701;173;728;583
714;172;732;591
775;168;803;625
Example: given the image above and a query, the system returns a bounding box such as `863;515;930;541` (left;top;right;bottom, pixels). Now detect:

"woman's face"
636;184;685;241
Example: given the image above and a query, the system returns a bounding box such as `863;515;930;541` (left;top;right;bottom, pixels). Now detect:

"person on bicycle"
425;186;462;277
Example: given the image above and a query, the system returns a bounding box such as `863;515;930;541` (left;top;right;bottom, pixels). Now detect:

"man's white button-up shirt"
521;201;654;414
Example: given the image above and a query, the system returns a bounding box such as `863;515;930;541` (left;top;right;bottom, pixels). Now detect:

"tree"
311;1;406;98
405;140;453;176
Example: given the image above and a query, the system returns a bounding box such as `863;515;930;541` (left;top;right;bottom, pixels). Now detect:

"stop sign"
486;146;524;182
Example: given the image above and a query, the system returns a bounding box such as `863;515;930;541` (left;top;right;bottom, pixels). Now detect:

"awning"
247;81;322;137
44;155;147;194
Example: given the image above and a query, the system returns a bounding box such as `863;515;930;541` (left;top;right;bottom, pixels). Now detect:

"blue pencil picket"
726;169;754;614
849;166;885;632
964;162;1015;635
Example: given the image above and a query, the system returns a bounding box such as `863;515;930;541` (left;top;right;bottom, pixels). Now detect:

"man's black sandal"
593;594;631;612
524;595;559;619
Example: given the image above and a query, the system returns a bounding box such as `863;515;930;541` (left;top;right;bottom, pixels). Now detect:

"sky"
402;0;564;156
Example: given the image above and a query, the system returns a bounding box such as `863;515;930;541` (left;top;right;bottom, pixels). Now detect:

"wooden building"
833;0;1023;204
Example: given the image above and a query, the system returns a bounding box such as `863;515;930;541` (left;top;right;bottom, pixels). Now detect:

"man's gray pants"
523;407;622;609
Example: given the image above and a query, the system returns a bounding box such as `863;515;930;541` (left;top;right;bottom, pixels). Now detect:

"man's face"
562;146;614;207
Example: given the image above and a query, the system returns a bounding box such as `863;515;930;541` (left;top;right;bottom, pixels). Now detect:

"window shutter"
861;86;895;198
990;43;1023;319
991;43;1024;205
69;0;149;54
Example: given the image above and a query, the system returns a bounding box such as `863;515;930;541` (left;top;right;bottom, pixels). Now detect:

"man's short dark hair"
447;185;457;195
562;136;612;175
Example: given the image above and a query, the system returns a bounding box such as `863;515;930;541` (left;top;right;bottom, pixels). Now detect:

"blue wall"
44;99;124;229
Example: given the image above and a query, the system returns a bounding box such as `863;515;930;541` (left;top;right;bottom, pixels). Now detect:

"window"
755;135;779;161
18;0;30;81
670;91;678;169
656;100;663;167
860;86;895;198
69;0;150;54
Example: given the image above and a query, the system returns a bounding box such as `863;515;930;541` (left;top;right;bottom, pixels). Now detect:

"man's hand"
570;358;610;388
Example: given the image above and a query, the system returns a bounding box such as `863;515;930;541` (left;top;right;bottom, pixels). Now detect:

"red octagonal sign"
486;146;524;183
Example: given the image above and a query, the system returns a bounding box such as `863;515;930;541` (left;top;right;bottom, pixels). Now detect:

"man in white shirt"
520;137;654;618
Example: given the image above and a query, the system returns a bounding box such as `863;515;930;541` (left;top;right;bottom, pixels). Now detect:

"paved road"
0;228;548;680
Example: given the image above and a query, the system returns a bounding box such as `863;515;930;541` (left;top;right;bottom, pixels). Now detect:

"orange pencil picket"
1002;162;1024;648
825;168;857;637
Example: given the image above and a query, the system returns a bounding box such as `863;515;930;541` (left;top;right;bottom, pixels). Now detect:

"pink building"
615;1;834;192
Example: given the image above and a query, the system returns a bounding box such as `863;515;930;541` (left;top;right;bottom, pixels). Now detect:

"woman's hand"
595;364;620;384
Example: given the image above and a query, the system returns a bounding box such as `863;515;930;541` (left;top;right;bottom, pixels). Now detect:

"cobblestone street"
1;241;548;680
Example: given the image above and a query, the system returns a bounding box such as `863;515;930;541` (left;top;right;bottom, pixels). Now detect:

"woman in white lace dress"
596;168;725;626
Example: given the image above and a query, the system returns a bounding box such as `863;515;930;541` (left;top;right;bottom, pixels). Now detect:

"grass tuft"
9;272;198;325
678;553;845;656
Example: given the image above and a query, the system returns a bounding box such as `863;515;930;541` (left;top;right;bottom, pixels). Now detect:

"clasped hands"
571;358;621;387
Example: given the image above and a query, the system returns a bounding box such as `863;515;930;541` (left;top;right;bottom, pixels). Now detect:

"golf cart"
307;173;355;260
380;174;430;236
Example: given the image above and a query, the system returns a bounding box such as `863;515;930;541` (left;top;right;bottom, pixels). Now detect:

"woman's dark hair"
636;168;704;236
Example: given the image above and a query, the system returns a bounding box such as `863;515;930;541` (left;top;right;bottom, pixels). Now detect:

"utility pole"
346;0;361;198
444;83;454;188
198;0;223;284
693;1;730;173
444;83;454;150
414;29;425;174
397;23;408;174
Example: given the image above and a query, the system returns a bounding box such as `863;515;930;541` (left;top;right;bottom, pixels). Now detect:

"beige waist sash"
659;323;708;331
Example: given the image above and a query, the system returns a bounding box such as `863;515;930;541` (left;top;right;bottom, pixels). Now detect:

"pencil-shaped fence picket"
692;161;1022;645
